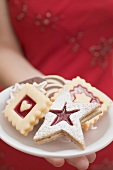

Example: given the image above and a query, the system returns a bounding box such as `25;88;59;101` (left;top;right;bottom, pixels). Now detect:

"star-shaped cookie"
34;87;101;149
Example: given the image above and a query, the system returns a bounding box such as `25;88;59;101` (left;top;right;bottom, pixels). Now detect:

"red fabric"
0;0;113;169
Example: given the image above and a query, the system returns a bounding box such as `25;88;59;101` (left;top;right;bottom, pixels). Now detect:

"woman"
0;0;113;169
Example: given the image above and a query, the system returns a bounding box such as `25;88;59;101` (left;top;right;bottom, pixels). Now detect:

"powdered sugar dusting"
34;87;100;149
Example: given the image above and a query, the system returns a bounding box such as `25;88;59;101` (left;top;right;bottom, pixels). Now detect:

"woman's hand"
45;153;96;170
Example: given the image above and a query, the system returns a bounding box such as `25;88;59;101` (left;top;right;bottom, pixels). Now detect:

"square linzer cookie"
64;77;112;130
2;83;51;136
34;87;101;150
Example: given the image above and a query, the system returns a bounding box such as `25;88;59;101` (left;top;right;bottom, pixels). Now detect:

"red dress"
0;0;113;169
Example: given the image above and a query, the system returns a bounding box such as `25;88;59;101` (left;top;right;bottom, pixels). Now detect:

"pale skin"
0;0;96;169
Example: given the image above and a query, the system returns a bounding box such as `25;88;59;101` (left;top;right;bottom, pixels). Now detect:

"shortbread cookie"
43;75;67;99
2;83;51;136
20;77;44;85
64;76;112;130
34;87;101;150
20;75;66;99
43;75;66;86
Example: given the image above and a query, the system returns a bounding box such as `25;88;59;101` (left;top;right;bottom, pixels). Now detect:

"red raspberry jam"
70;85;103;104
50;105;79;126
14;95;36;118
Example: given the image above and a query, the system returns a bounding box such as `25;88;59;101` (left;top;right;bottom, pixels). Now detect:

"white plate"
0;86;113;158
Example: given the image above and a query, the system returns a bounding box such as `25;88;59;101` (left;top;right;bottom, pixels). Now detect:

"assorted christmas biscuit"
2;83;51;136
19;75;66;99
2;75;112;149
52;76;112;130
33;87;101;149
20;77;44;85
42;75;66;98
65;77;112;130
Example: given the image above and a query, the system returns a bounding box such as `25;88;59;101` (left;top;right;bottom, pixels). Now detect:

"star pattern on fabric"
89;37;113;68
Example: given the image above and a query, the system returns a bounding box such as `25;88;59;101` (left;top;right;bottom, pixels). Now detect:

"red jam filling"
70;85;103;104
14;95;36;118
50;105;79;126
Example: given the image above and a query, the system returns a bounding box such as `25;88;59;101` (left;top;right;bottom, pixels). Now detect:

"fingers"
45;153;96;169
45;157;65;167
66;156;89;170
86;153;96;163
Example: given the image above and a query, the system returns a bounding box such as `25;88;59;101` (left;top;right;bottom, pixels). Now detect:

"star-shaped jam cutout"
34;87;100;149
50;104;79;126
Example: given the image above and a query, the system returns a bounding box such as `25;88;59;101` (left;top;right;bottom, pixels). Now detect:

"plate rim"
0;86;113;158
